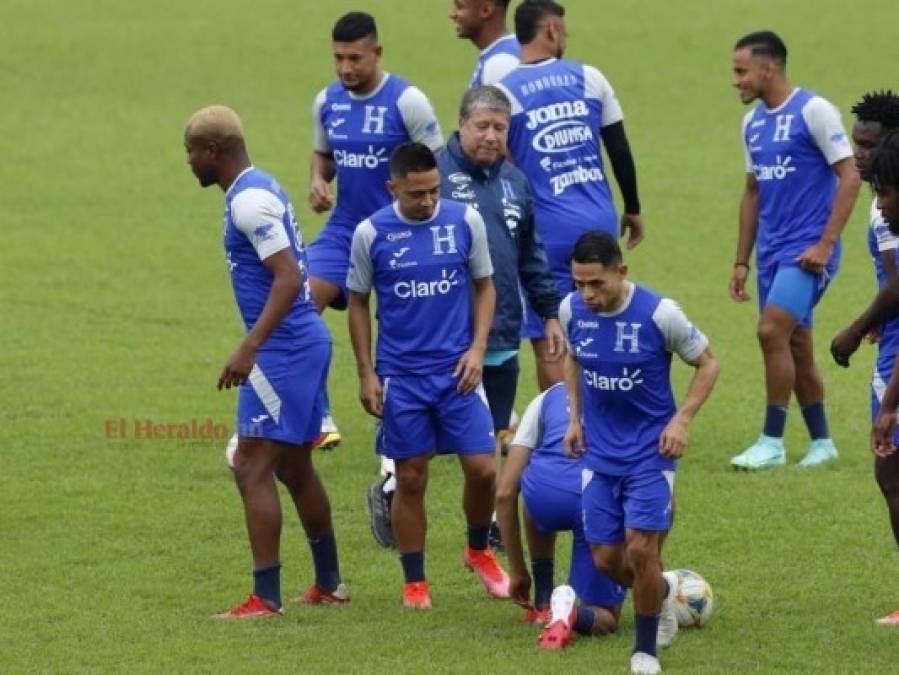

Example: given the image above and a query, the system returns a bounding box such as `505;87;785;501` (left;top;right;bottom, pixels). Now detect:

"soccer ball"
671;569;714;628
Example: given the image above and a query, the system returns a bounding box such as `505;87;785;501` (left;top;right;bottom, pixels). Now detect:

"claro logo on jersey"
393;269;461;299
334;145;388;169
526;101;593;153
583;366;644;392
752;154;796;181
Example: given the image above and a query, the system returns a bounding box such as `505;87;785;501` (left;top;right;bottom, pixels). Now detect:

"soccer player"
308;11;444;447
449;0;520;87
831;118;899;625
728;30;860;470
495;0;645;389
366;86;563;550
347;142;510;608
561;232;719;675
496;383;625;650
184;105;347;618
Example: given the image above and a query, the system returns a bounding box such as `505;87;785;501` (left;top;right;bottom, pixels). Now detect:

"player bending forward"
496;382;625;649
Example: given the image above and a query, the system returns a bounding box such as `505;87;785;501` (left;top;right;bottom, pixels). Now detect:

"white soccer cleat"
657;570;679;648
631;651;662;675
224;433;239;470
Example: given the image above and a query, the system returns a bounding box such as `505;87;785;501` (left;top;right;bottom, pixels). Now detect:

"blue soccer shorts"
582;468;675;545
872;349;899;445
523;481;626;609
306;225;353;310
757;262;831;328
378;373;495;459
237;341;331;447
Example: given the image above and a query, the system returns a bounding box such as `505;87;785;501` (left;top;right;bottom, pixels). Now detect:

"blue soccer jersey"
868;198;899;406
346;199;493;376
313;74;444;236
560;283;708;476
742;88;852;272
469;34;520;88
496;59;623;254
223;167;329;350
515;383;582;497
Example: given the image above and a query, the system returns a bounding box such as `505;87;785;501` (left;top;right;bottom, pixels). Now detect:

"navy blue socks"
467;524;490;551
253;563;282;609
634;613;660;656
531;558;554;609
400;551;425;583
763;404;788;438
801;402;830;440
308;531;341;592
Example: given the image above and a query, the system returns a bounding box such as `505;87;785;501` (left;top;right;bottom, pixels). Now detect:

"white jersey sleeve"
558;292;575;352
494;82;524;115
397;86;444;151
652;298;709;364
465;206;494;278
230;188;291;260
481;53;520;85
312;88;329;153
871;199;899;252
741;110;754;173
584;65;623;127
511;390;548;450
802;96;853;165
346;219;377;293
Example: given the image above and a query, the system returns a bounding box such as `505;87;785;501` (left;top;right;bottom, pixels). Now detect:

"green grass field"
4;1;899;672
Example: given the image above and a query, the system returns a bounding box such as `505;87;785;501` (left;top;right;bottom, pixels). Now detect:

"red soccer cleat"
294;583;351;605
537;585;578;650
213;594;283;619
876;609;899;625
402;580;432;609
463;546;510;599
522;605;551;625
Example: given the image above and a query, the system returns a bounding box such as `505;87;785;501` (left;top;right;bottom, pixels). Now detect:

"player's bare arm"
729;173;758;302
831;278;899;367
659;348;720;458
347;289;383;417
218;249;302;390
494;444;533;606
796;157;861;273
562;352;585;458
872;353;899;458
309;151;337;213
541;317;565;362
454;275;495;394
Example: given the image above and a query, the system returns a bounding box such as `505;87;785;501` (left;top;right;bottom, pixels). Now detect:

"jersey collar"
224;166;255;198
392;200;442;225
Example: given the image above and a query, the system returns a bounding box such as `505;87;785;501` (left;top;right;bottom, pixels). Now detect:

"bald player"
184;106;348;618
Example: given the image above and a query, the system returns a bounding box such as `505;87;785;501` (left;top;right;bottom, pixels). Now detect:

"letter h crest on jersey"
773;114;793;143
614;322;641;353
431;225;458;255
362;105;388;135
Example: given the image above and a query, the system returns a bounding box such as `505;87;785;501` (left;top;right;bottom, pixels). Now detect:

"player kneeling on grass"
496;383;625;649
562;232;719;674
347;142;510;609
184;105;348;618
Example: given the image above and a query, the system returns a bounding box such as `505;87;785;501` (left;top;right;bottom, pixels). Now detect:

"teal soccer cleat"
798;438;839;467
731;435;786;470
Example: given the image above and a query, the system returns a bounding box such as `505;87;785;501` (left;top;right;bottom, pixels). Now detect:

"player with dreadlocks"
830;90;899;625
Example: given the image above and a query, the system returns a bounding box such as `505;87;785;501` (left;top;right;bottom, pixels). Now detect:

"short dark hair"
734;30;787;66
515;0;565;45
852;90;899;131
872;131;899;193
389;142;437;180
332;11;377;43
571;231;622;267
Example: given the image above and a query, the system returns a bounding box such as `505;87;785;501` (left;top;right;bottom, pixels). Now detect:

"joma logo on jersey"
525;100;590;130
334;145;388;169
550;166;603;195
584;366;644;391
532;119;594;153
753;155;796;181
393;269;461;299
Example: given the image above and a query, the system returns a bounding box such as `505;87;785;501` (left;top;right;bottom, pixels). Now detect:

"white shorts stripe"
249;364;281;424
